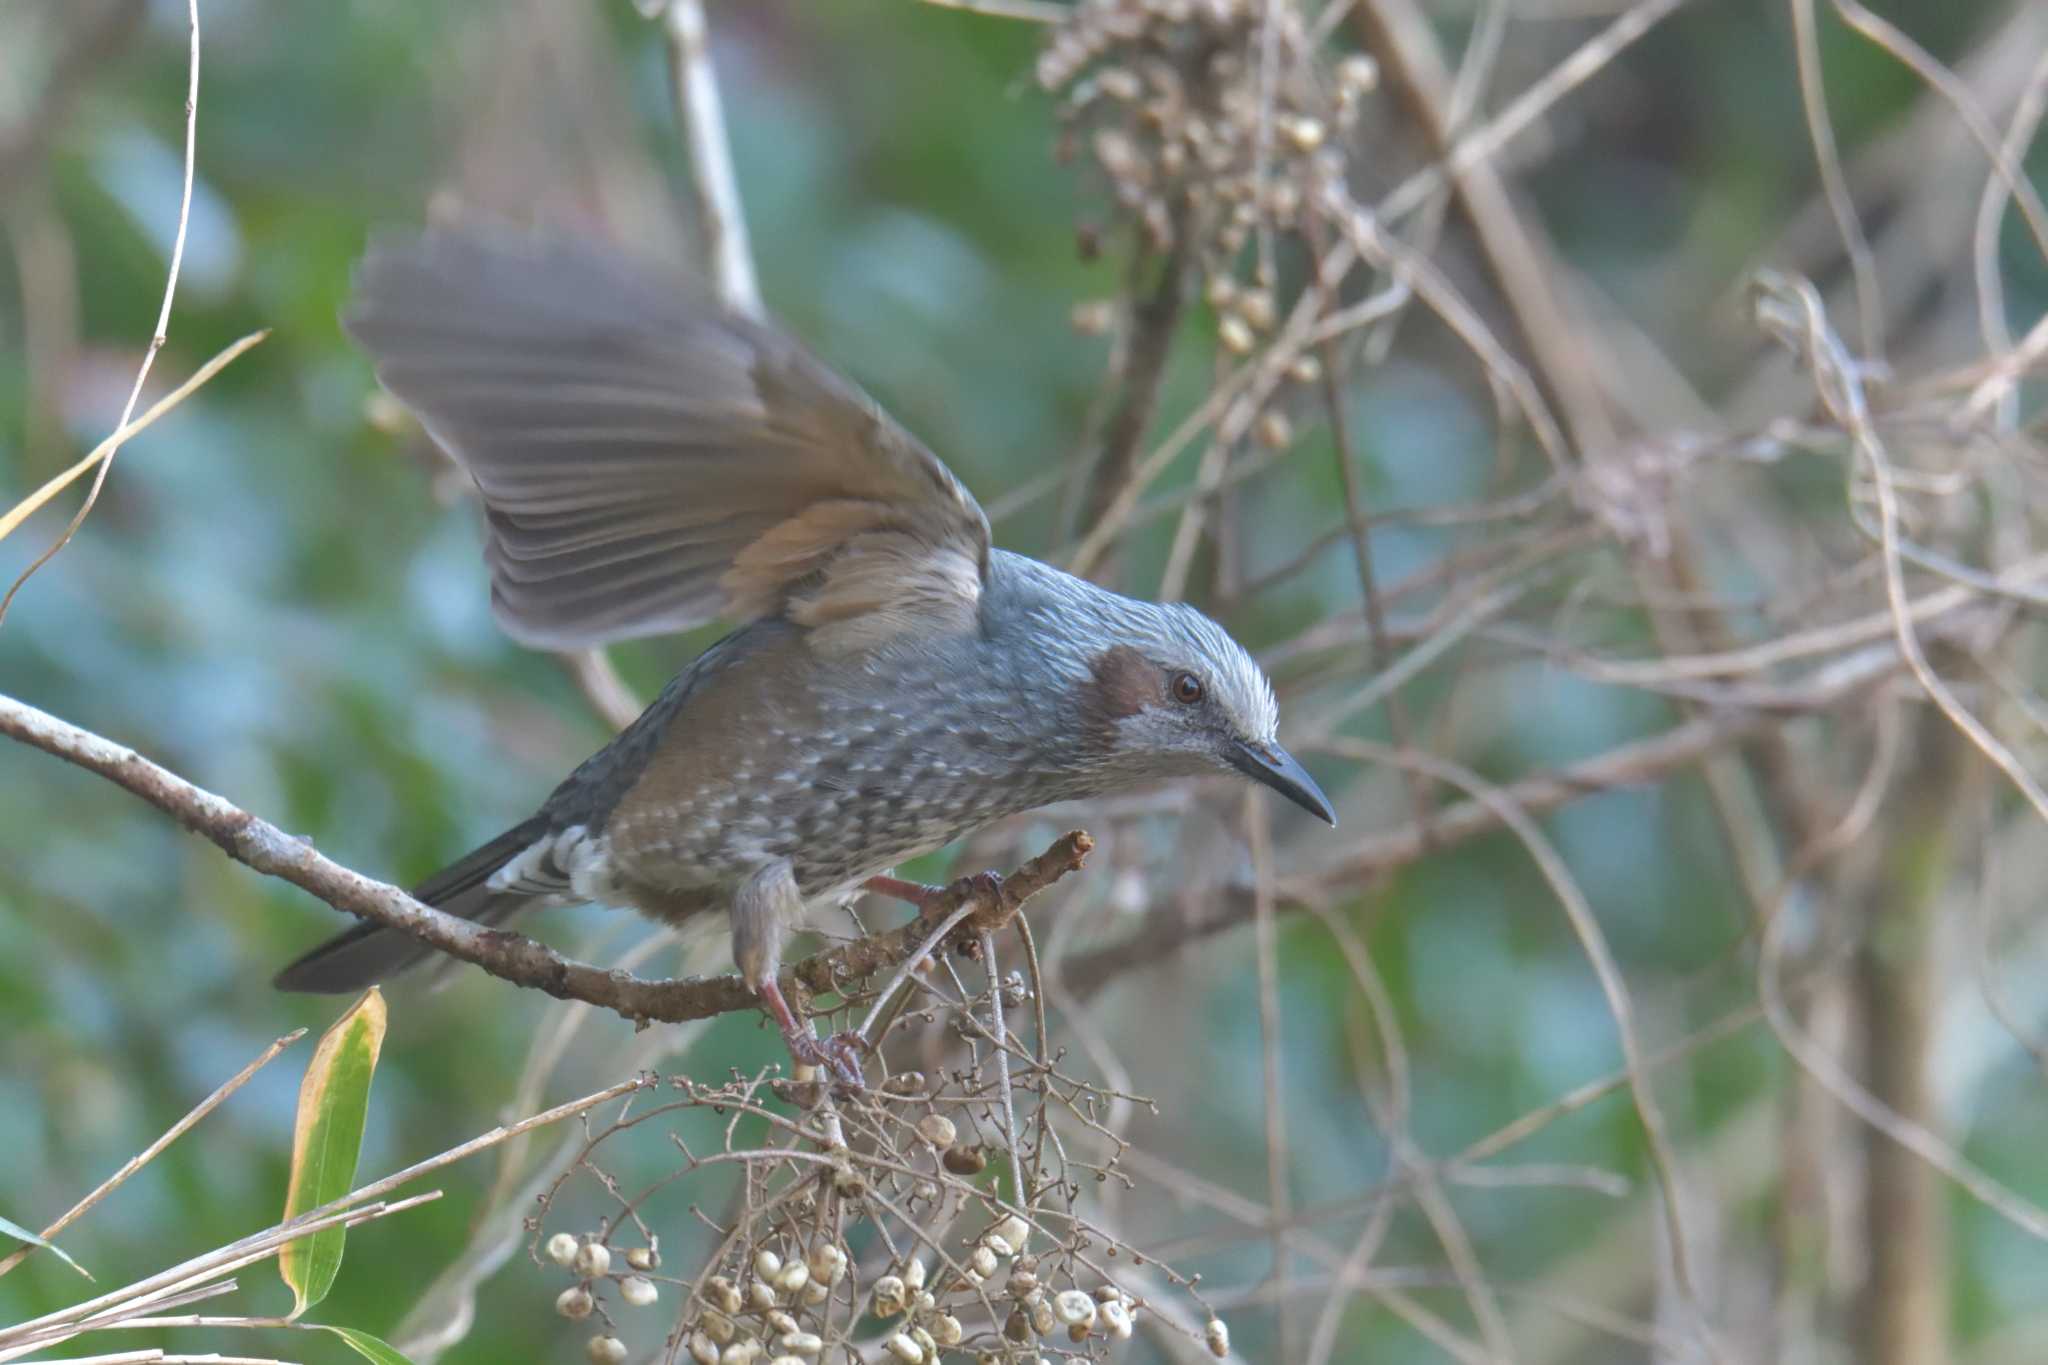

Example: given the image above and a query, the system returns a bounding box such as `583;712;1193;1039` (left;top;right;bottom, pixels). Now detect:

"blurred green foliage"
2;2;2043;1362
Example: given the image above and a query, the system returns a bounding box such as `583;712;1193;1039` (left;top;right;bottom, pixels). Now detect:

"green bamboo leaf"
279;988;387;1316
318;1325;419;1364
0;1212;90;1280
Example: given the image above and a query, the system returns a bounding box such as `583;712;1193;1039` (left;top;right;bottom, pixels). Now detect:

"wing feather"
345;227;990;650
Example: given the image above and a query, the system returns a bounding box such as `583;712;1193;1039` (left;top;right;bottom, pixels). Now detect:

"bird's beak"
1228;739;1337;826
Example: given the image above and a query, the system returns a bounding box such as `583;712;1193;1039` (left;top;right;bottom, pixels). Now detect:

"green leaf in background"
318;1324;420;1364
0;1212;90;1280
279;987;388;1316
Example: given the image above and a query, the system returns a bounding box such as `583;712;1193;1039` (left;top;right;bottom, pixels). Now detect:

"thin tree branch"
664;0;761;320
918;0;1069;25
548;0;769;734
0;688;1089;1029
1246;796;1296;1361
0;0;200;624
1072;236;1193;559
555;647;642;733
1355;0;1615;457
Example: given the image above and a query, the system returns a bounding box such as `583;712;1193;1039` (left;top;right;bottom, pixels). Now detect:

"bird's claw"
786;1028;869;1091
958;869;1011;909
946;871;1015;956
756;975;868;1091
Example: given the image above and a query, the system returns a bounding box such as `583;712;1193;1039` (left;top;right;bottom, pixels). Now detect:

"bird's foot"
757;974;867;1091
946;873;1019;952
786;1028;870;1091
951;869;1012;912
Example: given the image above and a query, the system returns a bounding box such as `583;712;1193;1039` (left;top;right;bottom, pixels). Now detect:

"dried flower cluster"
1043;0;1377;456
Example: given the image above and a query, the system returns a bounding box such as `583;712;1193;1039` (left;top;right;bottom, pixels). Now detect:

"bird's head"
1077;604;1336;826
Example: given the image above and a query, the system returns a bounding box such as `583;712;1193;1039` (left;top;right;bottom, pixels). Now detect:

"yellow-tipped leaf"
279;987;387;1315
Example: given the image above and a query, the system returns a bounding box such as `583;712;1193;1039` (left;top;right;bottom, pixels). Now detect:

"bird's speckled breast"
597;617;1100;910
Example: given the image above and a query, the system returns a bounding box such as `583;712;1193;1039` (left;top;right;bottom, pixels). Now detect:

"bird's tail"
272;816;550;994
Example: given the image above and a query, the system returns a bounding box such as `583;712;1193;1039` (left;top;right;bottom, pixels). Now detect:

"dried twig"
1245;797;1296;1361
919;0;1068;21
0;1031;305;1281
1072;238;1193;558
1335;739;1716;1355
0;1080;643;1360
0;331;267;548
1;0;201;624
663;0;761;320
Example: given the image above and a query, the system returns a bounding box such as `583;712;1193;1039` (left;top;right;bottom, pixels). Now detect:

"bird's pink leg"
865;870;1012;917
736;860;867;1089
863;873;942;907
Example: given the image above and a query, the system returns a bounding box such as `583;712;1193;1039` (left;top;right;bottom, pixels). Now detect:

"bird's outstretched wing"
345;227;991;651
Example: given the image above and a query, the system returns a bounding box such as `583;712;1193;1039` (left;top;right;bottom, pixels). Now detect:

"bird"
274;226;1336;1084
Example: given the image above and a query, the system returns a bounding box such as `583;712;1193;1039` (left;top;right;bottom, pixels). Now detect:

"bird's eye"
1170;671;1205;705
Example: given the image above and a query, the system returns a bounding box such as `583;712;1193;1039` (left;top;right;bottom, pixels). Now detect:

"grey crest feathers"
344;227;990;651
976;554;1281;757
1110;598;1281;748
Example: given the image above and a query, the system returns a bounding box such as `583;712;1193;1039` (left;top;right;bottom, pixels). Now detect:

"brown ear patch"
1087;644;1166;720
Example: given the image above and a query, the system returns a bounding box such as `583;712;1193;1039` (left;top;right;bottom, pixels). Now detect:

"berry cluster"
532;1062;1232;1363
